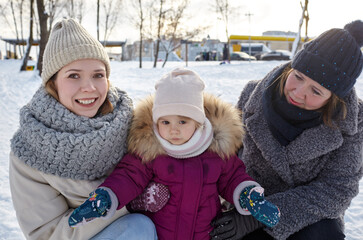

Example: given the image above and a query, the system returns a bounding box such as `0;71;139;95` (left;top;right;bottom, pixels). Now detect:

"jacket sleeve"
100;153;154;209
9;152;127;240
217;155;256;205
264;105;363;239
236;80;259;111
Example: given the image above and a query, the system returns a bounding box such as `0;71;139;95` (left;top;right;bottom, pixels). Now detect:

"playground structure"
1;38;126;60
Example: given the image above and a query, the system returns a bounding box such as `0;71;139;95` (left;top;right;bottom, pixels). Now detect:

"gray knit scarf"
10;86;133;180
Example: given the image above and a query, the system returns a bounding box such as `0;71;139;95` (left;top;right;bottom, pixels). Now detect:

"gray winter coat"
237;65;363;239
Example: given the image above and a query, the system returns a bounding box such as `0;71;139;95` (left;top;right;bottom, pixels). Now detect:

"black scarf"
262;78;323;146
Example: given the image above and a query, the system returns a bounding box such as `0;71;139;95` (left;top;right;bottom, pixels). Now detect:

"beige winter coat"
9;152;128;240
9;86;133;240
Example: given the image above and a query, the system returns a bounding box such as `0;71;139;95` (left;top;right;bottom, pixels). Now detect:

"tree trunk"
153;0;164;68
139;32;143;68
138;0;143;69
20;0;34;71
162;51;169;68
97;0;100;41
153;39;160;67
292;0;308;56
10;0;21;59
226;32;230;62
36;0;49;76
20;0;25;56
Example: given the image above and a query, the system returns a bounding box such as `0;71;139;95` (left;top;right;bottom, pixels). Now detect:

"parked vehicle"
241;43;271;60
230;52;256;61
260;50;292;61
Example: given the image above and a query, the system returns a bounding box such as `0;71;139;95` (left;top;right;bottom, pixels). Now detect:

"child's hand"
68;188;112;228
239;186;280;227
129;182;170;212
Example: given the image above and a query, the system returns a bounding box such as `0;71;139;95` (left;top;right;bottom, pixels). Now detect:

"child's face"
157;115;198;145
54;59;108;117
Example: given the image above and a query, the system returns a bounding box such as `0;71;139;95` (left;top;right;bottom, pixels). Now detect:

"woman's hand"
210;208;263;239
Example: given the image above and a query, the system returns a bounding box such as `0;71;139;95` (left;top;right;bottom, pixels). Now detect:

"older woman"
210;20;363;240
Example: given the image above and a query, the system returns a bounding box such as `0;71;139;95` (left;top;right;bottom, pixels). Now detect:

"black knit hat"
292;20;363;98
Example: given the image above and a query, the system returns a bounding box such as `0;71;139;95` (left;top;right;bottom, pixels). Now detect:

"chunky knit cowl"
10;86;133;180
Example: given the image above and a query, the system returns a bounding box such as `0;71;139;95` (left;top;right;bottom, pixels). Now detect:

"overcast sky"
190;0;363;41
90;0;363;42
1;0;363;43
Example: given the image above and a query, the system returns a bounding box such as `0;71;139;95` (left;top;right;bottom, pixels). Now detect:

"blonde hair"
45;73;114;116
275;64;347;128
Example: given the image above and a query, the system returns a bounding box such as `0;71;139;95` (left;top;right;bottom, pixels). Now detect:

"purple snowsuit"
101;94;257;240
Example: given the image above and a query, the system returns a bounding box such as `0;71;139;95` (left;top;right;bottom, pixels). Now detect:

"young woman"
9;19;156;240
210;20;363;239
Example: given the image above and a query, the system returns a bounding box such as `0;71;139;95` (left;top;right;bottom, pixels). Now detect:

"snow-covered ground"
1;59;362;239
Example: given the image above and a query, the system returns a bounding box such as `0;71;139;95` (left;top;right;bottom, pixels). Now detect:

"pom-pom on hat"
292;20;363;98
152;68;205;124
41;18;111;86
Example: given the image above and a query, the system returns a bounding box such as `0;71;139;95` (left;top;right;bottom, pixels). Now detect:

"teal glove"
239;186;280;227
68;188;112;228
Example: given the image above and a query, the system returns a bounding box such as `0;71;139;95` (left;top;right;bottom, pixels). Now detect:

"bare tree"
46;0;64;33
64;0;86;23
214;0;231;62
100;0;122;46
21;0;34;71
33;0;64;75
0;2;13;33
18;0;27;55
303;0;309;40
291;0;309;56
126;0;155;67
153;0;167;68
36;0;49;76
160;0;206;67
137;0;144;68
127;0;148;68
97;0;100;40
9;0;23;58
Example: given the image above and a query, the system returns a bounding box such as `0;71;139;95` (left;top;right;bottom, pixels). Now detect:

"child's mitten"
129;182;170;212
68;188;112;228
239;186;280;227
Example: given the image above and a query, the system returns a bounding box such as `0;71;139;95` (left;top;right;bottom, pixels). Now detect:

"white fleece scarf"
154;118;213;159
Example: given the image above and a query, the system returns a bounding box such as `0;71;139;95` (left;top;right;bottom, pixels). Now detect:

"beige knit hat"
152;68;205;124
41;18;111;85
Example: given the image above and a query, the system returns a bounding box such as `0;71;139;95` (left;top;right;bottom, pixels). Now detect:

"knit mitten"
68;188;112;228
129;182;170;212
239;186;280;227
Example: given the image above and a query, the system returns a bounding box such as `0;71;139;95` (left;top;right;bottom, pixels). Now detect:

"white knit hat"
152;68;205;124
41;18;111;85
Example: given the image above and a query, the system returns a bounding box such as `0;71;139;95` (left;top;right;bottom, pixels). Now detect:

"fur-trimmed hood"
128;93;244;163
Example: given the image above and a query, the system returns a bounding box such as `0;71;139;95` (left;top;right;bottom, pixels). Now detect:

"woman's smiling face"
284;69;332;110
54;59;108;117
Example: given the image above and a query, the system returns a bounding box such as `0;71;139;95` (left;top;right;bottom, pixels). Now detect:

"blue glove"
68;188;112;228
239;186;280;228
